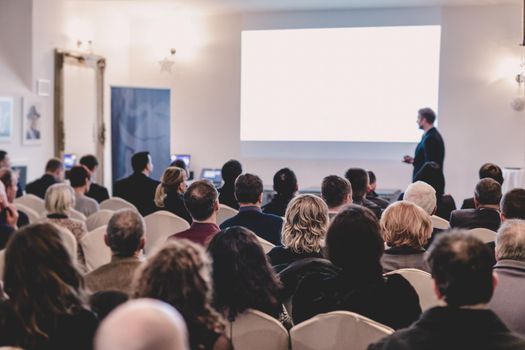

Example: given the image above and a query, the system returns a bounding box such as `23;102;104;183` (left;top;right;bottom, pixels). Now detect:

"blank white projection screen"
240;26;441;143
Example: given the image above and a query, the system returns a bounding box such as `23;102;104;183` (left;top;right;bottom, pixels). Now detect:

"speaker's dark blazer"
113;172;160;216
413;127;445;180
449;207;501;232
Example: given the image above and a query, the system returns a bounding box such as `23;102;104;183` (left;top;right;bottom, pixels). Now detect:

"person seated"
321;175;352;219
95;299;189;350
113;151;160;216
368;231;525;350
500;188;525;220
262;168;298;217
413;161;456;220
366;171;389;210
0;168;28;227
292;205;421;329
219;173;283;245
169;180;220;246
450;178;501;231
0;181;18;250
345;168;382;218
134;240;232;350
380;201;432;273
154;167;192;224
0;223;97;349
80;154;110;203
85;209;145;295
462;163;504;209
69;166;99;217
208;226;292;329
0;150;22;197
89;291;129;321
218;159;242;210
25;158;64;199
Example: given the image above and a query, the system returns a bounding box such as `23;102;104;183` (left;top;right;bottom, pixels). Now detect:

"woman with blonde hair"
380;200;433;273
154;166;192;224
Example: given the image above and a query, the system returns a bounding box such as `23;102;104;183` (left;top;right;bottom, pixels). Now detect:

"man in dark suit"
218;159;242;210
366;170;389;210
113;151;160;216
461;163;504;209
80;154;110;203
262;167;298;217
25;158;64;199
403;108;445;181
450;178;501;231
345;168;382;218
220;173;283;245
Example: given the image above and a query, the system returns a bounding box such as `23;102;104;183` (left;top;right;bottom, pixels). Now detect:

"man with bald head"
95;299;189;350
0;180;18;249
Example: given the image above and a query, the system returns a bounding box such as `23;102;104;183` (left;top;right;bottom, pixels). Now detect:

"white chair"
144;210;190;255
290;311;393;350
13;203;40;224
100;197;137;212
54;225;78;264
230;309;289;350
86;209;114;231
467;227;497;244
80;225;112;272
431;215;449;230
385;268;440;311
257;236;275;254
217;204;238;225
14;194;45;214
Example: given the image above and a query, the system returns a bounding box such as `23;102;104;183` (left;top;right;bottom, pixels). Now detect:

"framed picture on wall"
0;97;14;142
22;97;42;145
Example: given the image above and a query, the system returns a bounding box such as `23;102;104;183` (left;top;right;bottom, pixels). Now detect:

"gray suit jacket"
381;246;430;273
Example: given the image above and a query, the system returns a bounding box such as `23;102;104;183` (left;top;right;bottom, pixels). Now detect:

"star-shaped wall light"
159;48;176;73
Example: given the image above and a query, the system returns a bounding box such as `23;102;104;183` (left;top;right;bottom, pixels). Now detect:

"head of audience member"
131;152;153;176
272;168;298;199
282;194;329;254
90;291;129;321
3;223;85;347
79;154;99;179
105;209;145;258
170;159;188;175
345;168;369;201
235;173;263;207
95;299;189;350
69;166;91;194
380;201;432;250
321;175;352;212
154;167;187;208
474;178;502;209
500;188;525;220
183;180;219;223
417;107;436;131
0;168;18;203
45;183;75;215
426;231;496;307
495;219;525;262
479;163;504;185
367;171;377;194
0;150;11;168
403;181;437;216
221;160;242;186
45;157;65;181
208;226;282;321
327;205;384;280
413;161;445;196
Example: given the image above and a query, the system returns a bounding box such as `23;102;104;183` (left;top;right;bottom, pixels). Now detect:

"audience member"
0;168;28;227
292;205;421;329
25;158;64;199
489;220;525;335
218;159;242;209
170;159;188;175
380;201;432;273
0;150;22;197
208;226;292;329
462;163;504;209
89;291;129;320
95;299;189;350
134;240;232;350
367;170;390;209
345;168;382;218
0;181;18;249
113;151;159;216
169;180;219;246
369;231;525;350
69;165;100;217
500;188;525;220
0;223;97;349
80;154;110;203
450;178;501;231
85;209;145;294
321;175;352;218
262;167;298;217
403;181;442;246
413;161;456;220
154;166;192;224
220;173;283;245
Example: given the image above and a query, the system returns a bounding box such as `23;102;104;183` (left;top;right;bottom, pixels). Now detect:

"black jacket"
86;182;110;203
220;206;283;245
461;197;476;209
158;189;192;224
25;174;57;199
449;207;501;232
353;197;383;219
262;194;294;217
218;183;239;210
113;173;160;216
413;127;445;181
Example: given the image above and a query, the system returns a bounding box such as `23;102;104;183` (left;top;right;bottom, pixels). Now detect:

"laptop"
200;168;222;187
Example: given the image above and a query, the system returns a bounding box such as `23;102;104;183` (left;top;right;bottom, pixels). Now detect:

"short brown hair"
380;201;432;249
235;173;263;204
321;175;352;208
184;180;218;221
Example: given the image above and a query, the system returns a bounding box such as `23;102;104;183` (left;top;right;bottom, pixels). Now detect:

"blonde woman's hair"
155;167;186;208
45;183;75;215
282;194;329;253
380;201;432;249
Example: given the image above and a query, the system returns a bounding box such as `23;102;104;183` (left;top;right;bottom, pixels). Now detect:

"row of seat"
430;215;497;243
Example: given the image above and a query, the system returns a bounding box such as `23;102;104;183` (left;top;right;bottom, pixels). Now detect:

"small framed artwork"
0;97;14;142
22;97;42;145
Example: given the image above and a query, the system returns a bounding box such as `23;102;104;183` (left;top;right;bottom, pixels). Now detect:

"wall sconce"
159;48;176;73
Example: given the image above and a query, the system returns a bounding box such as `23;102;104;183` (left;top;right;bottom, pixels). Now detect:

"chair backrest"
100;197;138;212
14;194;45;214
385;268;440;311
81;225;112;272
467;228;497;244
144;210;190;255
217;204;238;225
69;208;86;221
86;209;114;231
231;309;289;350
290;311;393;350
431;215;449;230
257;236;275;254
13;203;40;224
